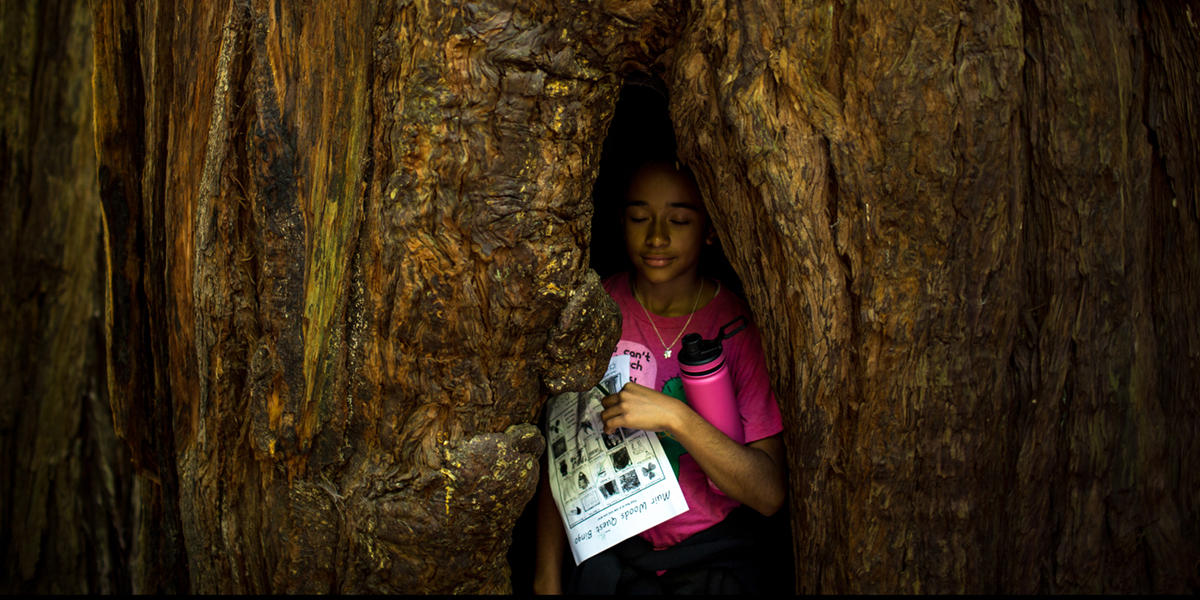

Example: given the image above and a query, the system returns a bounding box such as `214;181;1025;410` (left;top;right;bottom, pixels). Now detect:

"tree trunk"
70;0;1200;594
91;0;678;593
668;0;1199;593
0;0;131;593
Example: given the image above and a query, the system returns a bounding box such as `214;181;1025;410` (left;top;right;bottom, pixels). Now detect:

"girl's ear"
705;227;717;245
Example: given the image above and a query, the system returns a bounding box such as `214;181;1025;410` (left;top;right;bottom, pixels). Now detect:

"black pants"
566;508;787;595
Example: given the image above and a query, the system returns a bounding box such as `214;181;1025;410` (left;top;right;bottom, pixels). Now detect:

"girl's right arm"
532;468;566;594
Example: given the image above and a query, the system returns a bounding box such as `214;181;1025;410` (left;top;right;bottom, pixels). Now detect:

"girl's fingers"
600;403;621;421
600;406;623;433
599;393;624;433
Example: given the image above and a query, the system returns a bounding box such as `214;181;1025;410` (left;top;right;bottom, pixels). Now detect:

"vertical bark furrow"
92;0;150;470
1017;0;1188;592
193;0;246;432
244;0;308;461
1140;0;1200;591
2;0;131;592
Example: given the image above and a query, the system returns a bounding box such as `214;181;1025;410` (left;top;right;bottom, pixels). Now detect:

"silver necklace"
632;279;710;359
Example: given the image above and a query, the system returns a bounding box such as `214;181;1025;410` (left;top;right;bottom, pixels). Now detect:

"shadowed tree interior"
507;74;789;593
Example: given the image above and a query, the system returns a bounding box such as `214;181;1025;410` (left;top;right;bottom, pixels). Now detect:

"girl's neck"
631;273;713;317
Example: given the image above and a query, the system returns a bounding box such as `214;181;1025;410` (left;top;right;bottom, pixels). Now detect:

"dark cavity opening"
510;74;787;595
579;73;792;592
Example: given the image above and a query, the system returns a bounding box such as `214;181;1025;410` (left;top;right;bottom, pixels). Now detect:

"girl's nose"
645;220;669;247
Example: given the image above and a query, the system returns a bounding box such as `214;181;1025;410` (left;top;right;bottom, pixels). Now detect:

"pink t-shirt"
603;274;782;549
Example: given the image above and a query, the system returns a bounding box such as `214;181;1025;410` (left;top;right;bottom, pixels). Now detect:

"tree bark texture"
91;0;679;593
0;0;131;593
82;0;1199;595
667;0;1199;593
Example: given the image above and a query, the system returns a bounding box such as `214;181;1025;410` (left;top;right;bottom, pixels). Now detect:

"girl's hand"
600;381;787;517
599;382;684;435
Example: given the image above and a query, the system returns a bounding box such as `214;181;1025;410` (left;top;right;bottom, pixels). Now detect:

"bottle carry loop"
717;315;747;341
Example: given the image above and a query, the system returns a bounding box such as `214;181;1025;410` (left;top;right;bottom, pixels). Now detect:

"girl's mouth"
641;255;674;267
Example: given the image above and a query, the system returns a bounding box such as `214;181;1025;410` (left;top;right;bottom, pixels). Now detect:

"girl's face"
623;166;711;288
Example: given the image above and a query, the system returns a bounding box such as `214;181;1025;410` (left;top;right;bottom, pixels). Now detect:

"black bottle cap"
679;332;722;366
678;316;748;366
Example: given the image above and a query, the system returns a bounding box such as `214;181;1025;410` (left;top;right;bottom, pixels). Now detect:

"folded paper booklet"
544;354;689;564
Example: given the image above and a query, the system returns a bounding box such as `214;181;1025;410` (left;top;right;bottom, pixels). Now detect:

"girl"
534;161;786;594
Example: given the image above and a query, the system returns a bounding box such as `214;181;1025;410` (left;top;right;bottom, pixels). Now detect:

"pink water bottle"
679;316;748;445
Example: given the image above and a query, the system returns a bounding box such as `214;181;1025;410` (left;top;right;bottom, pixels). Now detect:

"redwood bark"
0;0;130;593
92;0;677;593
67;0;1200;594
668;0;1198;593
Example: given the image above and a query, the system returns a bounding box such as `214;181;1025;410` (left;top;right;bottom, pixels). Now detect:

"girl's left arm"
600;383;786;516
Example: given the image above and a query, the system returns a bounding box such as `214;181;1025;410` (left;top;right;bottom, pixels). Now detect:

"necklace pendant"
663;349;672;359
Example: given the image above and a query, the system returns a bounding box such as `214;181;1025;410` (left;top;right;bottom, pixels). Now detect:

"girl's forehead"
626;168;702;207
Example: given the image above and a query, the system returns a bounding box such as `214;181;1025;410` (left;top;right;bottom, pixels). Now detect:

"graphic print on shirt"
614;340;657;390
